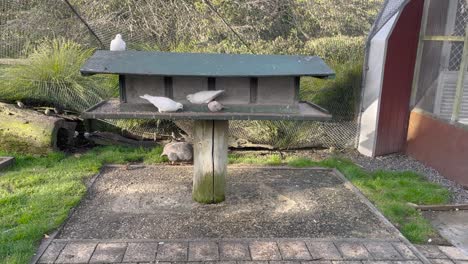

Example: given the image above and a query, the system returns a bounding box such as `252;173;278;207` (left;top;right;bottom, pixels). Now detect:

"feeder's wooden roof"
81;50;335;78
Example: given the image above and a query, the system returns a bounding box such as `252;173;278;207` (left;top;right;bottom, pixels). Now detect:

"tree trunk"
0;103;76;155
192;120;228;204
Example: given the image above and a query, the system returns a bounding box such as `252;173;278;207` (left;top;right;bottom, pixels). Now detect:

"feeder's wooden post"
192;120;228;204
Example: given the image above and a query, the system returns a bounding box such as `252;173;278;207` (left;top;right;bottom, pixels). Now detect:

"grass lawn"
0;148;450;263
0;146;166;264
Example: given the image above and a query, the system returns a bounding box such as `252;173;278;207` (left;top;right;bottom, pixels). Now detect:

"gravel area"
279;148;468;204
58;166;394;240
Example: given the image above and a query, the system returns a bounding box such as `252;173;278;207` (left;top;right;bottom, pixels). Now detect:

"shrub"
304;36;365;64
0;38;117;111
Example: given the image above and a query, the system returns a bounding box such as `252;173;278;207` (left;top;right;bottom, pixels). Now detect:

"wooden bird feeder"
81;50;335;204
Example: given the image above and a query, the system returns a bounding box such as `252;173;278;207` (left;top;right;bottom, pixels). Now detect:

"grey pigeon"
187;90;224;104
207;101;224;112
161;142;193;164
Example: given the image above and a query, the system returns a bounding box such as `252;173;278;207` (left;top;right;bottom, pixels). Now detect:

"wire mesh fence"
412;0;467;125
0;0;377;149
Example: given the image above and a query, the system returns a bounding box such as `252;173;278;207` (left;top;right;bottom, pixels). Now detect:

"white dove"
139;95;183;113
187;90;224;104
110;34;126;51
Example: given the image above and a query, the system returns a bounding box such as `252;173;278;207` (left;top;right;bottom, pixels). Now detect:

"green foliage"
286;157;451;243
0;146;164;263
0;39;117;111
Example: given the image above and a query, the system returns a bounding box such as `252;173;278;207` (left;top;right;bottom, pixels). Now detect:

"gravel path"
342;150;468;204
271;149;468;204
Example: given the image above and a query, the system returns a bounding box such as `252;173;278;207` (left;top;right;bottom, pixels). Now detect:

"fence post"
410;0;431;107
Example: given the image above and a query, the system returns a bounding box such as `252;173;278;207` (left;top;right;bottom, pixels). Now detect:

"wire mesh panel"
0;0;368;150
412;0;468;125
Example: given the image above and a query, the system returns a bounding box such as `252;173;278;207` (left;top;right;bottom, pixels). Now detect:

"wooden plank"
192;120;227;203
407;203;468;211
410;0;431;106
423;36;465;42
164;77;173;99
250;77;258;103
208;77;216;91
119;75;127;103
451;26;468;123
212;120;228;202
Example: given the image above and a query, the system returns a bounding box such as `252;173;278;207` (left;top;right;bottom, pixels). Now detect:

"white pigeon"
139;95;183;113
187;90;224;104
110;34;126;51
207;101;224;112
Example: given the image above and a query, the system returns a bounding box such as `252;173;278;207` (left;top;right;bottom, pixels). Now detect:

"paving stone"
204;261;237;264
336;242;371;260
431;259;455;264
390;262;423;264
237;261;269;264
219;242;250;260
331;261;363;264
122;242;158;262
188;241;219;261
306;242;342;260
279;241;313;260
156;242;188;261
438;247;468;260
270;261;302;264
55;242;97;263
415;245;447;259
301;261;333;264
391;243;418;260
364;242;402;260
89;242;127;263
37;241;67;264
362;261;393;264
249;241;282;260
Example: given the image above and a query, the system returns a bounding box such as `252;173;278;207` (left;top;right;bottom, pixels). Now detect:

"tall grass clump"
0;38;117;111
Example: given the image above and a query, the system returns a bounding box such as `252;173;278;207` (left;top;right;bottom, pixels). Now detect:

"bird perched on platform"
140;95;183;113
110;34;126;51
187;90;224;104
161;142;193;164
207;101;224;112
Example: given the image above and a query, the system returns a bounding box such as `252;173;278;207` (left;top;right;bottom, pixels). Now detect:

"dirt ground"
58;166;396;240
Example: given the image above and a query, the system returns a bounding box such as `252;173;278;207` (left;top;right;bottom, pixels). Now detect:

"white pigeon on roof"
139;95;183;113
187;90;224;104
110;34;126;51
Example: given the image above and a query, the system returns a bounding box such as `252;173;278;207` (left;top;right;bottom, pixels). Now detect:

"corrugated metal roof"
80;50;335;78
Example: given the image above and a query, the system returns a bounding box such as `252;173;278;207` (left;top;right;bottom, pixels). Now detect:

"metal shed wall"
374;0;424;156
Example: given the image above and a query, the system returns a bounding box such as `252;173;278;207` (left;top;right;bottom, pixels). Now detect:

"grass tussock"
0;38;117;111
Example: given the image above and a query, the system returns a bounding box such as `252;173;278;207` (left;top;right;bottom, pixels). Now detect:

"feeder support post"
192;120;228;203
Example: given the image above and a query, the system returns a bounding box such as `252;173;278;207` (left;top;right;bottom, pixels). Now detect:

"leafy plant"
0;38;117;111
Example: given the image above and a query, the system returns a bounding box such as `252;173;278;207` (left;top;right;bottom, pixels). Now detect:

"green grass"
0;146;166;264
286;157;451;243
0;148;451;263
228;152;283;165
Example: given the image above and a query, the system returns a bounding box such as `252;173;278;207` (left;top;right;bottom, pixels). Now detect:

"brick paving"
34;238;468;264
